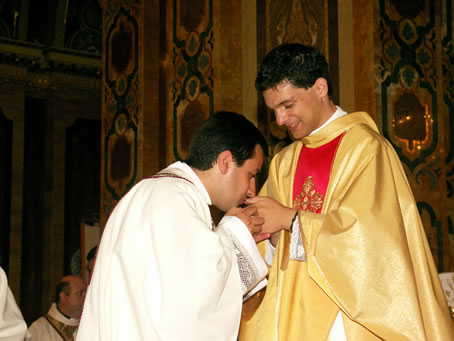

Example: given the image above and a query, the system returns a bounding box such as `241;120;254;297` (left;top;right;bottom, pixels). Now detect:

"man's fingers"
225;206;241;216
253;233;270;243
245;196;267;204
250;215;264;226
245;215;264;235
241;205;258;216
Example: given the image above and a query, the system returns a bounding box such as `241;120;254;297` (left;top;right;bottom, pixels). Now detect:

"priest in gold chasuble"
239;43;454;341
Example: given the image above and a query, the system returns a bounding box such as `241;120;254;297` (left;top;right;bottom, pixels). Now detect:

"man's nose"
247;178;257;197
274;108;287;126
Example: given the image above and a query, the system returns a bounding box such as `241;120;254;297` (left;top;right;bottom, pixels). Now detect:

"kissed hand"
226;205;270;243
245;196;296;234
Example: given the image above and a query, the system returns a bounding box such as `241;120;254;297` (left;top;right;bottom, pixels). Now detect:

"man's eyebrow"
277;98;294;106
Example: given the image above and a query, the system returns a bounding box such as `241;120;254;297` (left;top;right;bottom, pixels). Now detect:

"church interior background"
0;0;452;325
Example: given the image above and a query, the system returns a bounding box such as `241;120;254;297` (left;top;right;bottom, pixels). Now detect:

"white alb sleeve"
0;268;27;341
264;239;275;267
289;218;306;261
219;216;268;299
264;217;306;266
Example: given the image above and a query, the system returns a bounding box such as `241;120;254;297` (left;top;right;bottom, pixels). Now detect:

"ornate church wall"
1;0;451;324
342;0;454;271
0;41;101;322
100;0;260;226
100;0;453;271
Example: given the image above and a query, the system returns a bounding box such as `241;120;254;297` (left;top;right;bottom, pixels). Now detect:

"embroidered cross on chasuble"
293;133;344;212
44;315;77;340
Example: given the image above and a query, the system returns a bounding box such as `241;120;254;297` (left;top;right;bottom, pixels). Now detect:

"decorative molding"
379;0;437;171
269;0;324;53
65;0;102;53
418;201;444;271
0;38;101;94
101;2;140;224
172;0;213;161
442;1;454;202
379;0;453;271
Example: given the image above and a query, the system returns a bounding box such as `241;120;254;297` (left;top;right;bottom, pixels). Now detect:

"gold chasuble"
240;112;454;340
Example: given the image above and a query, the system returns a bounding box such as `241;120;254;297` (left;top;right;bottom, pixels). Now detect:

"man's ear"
217;150;233;174
315;77;328;97
58;291;65;305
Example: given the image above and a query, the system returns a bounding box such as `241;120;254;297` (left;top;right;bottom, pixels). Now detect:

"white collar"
48;303;80;326
309;106;348;136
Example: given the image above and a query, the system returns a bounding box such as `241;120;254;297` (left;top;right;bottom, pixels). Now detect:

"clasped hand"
226;205;269;243
245;196;296;233
227;196;297;244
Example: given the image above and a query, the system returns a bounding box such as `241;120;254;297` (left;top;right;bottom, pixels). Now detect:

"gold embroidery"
44;315;77;341
293;176;324;212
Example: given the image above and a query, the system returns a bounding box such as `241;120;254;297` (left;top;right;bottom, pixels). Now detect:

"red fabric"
292;133;344;213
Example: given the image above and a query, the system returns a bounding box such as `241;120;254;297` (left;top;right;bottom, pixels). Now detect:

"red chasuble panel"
293;133;345;213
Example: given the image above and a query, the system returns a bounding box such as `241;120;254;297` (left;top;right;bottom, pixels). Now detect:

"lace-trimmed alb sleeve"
218;216;268;299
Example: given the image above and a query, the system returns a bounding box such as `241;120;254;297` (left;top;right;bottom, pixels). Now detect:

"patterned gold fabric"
44;315;77;341
240;112;454;340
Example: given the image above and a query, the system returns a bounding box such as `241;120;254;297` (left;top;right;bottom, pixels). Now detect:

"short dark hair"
255;43;333;98
185;111;268;170
55;280;71;304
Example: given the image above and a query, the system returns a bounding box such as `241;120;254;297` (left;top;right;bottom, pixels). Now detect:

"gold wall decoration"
101;2;140;225
0;39;101;94
378;0;453;270
392;91;432;155
171;0;213;161
269;0;325;54
260;0;335;156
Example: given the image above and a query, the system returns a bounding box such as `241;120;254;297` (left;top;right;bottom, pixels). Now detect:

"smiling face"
263;80;332;140
218;144;264;212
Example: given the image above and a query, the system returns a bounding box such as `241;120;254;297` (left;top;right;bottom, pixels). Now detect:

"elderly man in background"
27;275;87;341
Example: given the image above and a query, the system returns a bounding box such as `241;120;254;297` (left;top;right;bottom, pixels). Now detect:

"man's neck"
56;304;72;320
190;167;212;197
310;105;346;136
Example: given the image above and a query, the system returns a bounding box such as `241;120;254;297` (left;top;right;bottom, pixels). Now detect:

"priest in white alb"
77;111;274;341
